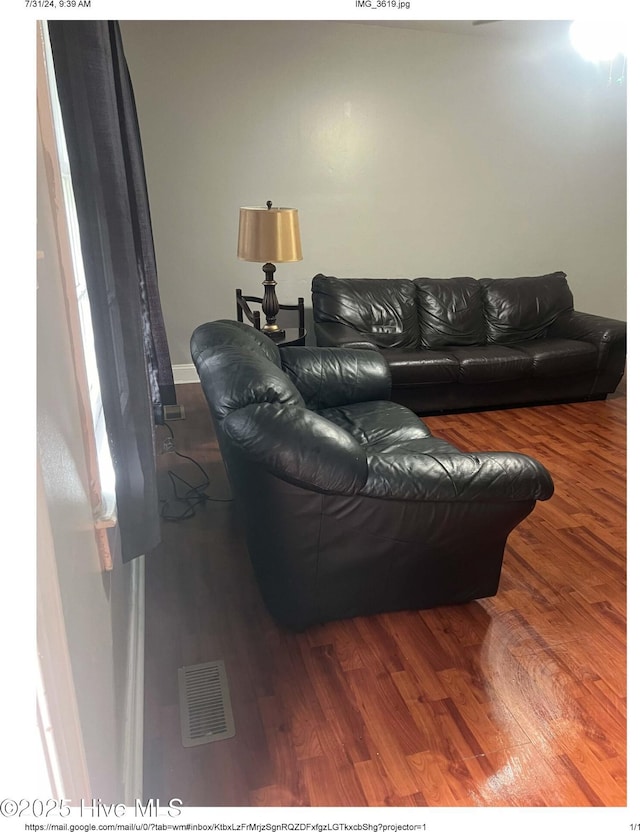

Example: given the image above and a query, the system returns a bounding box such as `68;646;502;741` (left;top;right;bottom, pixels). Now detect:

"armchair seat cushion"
318;400;454;454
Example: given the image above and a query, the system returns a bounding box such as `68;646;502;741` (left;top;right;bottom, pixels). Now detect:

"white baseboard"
173;364;199;384
122;556;145;805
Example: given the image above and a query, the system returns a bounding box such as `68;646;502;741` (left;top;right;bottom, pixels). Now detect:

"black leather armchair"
191;320;554;631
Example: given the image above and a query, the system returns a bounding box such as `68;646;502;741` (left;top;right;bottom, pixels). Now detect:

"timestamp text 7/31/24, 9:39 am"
27;0;91;7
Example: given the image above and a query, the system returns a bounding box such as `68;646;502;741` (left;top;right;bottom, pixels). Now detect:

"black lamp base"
261;262;281;333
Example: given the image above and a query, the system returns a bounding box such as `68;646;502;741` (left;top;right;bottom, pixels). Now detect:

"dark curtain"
48;20;176;561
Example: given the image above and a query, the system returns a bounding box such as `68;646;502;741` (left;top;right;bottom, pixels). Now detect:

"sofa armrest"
547;310;626;348
222;403;367;494
280;346;392;409
362;451;554;503
547;310;626;393
314;320;380;350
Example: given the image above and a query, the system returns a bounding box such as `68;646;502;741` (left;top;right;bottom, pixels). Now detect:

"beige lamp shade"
237;205;302;263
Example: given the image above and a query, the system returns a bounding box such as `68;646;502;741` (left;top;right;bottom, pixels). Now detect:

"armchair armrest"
314;320;380;350
222;403;367;495
362;451;554;503
280;346;392;409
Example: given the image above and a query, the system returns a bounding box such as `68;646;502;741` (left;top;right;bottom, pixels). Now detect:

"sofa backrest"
414;277;486;348
312;274;420;349
313;271;575;349
479;271;574;344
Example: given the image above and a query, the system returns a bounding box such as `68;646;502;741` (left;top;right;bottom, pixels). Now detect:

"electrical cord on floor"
158;422;233;522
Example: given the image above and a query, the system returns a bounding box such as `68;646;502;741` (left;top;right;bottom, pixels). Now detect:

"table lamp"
237;200;302;336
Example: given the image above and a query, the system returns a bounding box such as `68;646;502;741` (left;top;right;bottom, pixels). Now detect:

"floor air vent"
178;660;235;747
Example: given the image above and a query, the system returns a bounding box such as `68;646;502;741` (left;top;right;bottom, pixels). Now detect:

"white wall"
120;20;627;366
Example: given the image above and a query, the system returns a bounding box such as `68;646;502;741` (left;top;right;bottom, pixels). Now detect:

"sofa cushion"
312;274;419;349
414;277;486;348
510;338;598;378
449;346;533;384
480;272;574;344
384;349;460;386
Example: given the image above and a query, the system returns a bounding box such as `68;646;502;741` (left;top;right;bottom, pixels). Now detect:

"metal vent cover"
178;660;235;747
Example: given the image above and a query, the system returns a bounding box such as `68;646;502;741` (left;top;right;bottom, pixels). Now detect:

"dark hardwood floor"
144;385;626;807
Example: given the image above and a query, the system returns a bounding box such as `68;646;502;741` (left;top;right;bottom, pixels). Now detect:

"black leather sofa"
312;271;626;414
191;320;554;631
